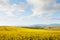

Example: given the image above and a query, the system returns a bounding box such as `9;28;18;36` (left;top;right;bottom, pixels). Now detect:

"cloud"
0;0;26;17
0;0;60;25
27;0;60;18
0;0;8;5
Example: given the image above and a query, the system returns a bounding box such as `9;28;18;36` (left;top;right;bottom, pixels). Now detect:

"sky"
0;0;60;26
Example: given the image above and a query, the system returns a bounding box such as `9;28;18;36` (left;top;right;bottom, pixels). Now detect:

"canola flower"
0;26;60;40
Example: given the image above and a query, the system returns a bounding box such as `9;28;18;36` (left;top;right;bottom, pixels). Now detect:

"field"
0;26;60;40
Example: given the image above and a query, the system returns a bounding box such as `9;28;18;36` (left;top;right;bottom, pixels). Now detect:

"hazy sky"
0;0;60;26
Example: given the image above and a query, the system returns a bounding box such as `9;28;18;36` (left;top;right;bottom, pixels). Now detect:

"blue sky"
0;0;60;26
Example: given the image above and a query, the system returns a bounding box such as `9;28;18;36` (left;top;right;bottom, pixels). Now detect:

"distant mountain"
30;24;60;27
32;24;47;26
48;24;60;26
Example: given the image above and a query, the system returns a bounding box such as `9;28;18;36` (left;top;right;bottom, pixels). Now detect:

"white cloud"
5;11;15;16
0;0;60;25
0;0;26;17
27;0;60;18
0;0;8;4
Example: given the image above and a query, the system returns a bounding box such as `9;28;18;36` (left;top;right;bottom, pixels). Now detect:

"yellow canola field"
0;27;60;40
